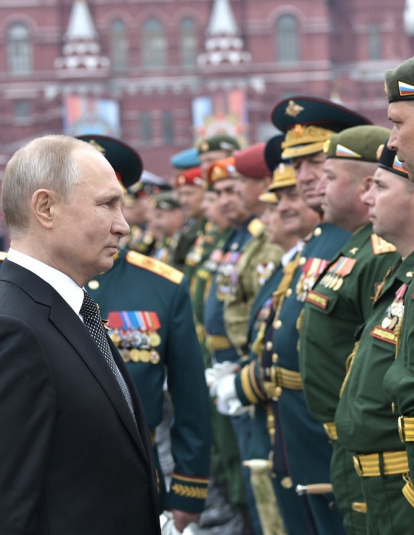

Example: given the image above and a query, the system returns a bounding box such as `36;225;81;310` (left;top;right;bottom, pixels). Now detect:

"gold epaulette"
248;218;264;237
371;234;397;255
0;251;7;261
126;251;184;285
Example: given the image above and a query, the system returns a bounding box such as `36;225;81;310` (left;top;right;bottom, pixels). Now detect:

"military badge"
257;261;276;286
398;80;414;98
381;283;407;331
285;100;304;117
107;311;162;364
296;257;329;301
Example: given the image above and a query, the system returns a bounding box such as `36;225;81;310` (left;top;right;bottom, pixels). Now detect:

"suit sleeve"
164;278;212;513
0;316;56;534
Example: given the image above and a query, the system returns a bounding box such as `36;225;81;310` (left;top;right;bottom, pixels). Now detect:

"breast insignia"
126;251;184;284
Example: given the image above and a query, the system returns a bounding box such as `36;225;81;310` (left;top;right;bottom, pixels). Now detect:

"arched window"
142;18;166;68
162;111;174;144
180;17;197;67
110;19;128;71
368;23;381;60
7;23;32;75
276;14;299;63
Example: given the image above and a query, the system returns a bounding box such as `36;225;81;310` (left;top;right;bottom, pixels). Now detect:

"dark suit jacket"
0;259;161;535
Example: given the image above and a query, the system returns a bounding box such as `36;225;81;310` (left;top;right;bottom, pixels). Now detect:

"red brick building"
0;0;412;177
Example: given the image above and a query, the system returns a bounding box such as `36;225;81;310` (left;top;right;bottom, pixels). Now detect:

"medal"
149;332;161;347
150;350;161;364
130;348;140;362
121;349;131;362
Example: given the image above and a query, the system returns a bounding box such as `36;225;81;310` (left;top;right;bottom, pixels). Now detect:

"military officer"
198;134;240;179
121;174;171;255
169;166;206;273
78;135;211;534
258;96;372;535
224;143;284;358
223;146;318;534
385;56;414;179
336;142;414;534
150;192;184;264
299;125;398;535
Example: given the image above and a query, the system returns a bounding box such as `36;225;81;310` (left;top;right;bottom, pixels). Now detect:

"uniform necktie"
80;289;136;421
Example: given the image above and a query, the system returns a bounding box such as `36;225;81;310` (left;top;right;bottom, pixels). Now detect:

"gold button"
406;272;413;278
266;341;273;351
299;257;306;266
286;288;293;297
275;320;282;329
272;353;279;363
275;386;283;397
314;227;322;237
280;477;293;489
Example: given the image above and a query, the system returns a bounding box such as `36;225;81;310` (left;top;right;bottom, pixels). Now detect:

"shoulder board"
0;251;7;262
126;251;184;285
371;234;397;255
248;218;264;237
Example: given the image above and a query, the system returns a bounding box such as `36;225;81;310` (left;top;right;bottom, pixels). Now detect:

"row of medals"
319;272;345;292
110;329;161;364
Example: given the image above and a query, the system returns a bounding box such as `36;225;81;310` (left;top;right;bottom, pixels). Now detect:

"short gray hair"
2;135;98;238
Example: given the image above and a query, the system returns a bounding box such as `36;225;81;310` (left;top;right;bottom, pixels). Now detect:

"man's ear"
31;189;58;229
361;175;373;193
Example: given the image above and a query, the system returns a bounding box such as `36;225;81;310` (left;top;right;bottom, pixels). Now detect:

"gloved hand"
205;361;240;397
215;374;247;416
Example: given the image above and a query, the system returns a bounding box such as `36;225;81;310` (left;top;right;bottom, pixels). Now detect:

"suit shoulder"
126;251;184;285
370;234;397;255
247;218;264;237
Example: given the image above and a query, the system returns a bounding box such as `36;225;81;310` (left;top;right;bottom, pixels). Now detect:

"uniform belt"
403;474;414;509
323;421;338;441
205;335;231;351
263;367;302;399
353;450;409;477
398;416;414;442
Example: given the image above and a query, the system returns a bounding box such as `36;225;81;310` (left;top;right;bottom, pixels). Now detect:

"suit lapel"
48;295;149;462
0;260;149;464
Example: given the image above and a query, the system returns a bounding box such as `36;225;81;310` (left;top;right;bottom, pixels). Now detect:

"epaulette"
126;251;184;284
247;218;264;237
0;251;7;262
371;234;397;255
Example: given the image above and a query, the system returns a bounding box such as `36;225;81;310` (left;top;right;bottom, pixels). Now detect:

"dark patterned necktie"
80;289;136;422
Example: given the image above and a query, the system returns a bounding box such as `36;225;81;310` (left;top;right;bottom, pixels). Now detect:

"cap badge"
376;144;384;161
323;139;331;154
285;100;304;117
398;81;414;97
335;144;361;158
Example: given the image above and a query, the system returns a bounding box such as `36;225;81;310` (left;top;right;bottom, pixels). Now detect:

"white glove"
205;361;239;397
215;374;247;416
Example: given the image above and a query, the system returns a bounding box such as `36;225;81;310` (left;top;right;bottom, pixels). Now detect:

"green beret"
153;192;181;211
378;141;409;179
325;125;391;162
385;57;414;103
197;134;240;155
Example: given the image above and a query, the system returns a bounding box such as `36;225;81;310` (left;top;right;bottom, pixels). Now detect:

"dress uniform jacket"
336;253;414;534
300;224;398;534
224;225;283;357
169;217;206;273
204;216;263;364
87;249;211;513
265;223;351;535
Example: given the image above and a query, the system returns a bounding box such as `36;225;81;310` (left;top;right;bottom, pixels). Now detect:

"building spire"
55;0;109;75
198;0;251;66
207;0;238;36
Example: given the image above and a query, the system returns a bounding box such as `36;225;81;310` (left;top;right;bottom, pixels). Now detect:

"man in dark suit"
0;134;161;534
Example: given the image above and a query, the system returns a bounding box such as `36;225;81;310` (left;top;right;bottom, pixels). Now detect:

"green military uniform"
299;126;398;535
152;236;172;264
121;224;156;255
169;217;206;273
224;225;283;357
335;254;414;534
335;142;414;534
87;250;211;513
185;221;216;284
